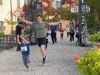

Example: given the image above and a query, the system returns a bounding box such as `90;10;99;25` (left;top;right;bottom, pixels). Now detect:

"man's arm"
48;19;65;26
20;35;28;44
49;22;59;26
18;16;32;25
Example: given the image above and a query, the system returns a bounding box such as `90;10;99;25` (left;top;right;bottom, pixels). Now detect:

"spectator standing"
66;26;70;37
69;23;75;43
75;27;79;45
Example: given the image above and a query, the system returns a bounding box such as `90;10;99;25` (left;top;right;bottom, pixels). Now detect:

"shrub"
77;48;100;75
87;28;95;34
88;31;100;42
96;32;100;41
88;35;97;42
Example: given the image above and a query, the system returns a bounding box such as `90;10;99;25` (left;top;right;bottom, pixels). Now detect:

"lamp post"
78;0;82;46
29;0;42;45
81;0;87;45
78;0;90;46
10;0;12;21
10;0;13;33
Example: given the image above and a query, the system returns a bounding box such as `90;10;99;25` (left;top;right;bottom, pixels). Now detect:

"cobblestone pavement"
0;31;90;75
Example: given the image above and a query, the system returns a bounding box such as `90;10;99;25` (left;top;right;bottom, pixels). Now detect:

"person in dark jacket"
50;25;57;44
16;21;24;51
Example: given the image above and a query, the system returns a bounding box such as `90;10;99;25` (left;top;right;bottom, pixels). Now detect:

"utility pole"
10;0;12;21
10;0;13;33
29;0;42;45
78;0;82;46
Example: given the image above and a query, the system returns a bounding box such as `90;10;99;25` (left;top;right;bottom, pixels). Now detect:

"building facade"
0;0;24;34
56;0;62;8
0;0;75;34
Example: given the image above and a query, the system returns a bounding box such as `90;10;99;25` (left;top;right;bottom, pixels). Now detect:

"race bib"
21;46;27;51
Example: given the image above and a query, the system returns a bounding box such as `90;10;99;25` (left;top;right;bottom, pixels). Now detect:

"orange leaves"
42;0;53;11
62;0;78;6
22;3;29;13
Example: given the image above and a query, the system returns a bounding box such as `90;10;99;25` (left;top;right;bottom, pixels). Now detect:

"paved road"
0;31;89;75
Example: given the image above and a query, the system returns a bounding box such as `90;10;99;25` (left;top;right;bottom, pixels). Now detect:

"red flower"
74;54;80;62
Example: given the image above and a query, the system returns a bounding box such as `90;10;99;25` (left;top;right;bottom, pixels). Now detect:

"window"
17;0;20;8
0;21;3;31
0;0;2;5
0;0;2;2
58;23;62;28
36;2;42;15
56;1;62;8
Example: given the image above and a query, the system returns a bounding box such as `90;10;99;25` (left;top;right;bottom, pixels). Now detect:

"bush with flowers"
77;48;100;75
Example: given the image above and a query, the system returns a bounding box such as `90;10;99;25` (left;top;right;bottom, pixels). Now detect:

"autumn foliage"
62;0;78;6
22;3;29;13
42;0;54;12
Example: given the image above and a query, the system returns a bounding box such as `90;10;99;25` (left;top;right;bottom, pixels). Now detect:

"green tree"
55;7;70;20
43;7;78;22
84;0;100;34
85;0;100;21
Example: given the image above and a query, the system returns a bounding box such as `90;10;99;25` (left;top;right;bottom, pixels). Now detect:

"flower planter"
0;2;2;4
91;41;100;46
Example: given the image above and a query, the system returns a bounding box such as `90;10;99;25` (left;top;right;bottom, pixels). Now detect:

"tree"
22;3;29;13
85;0;100;22
84;0;100;34
42;0;54;12
56;7;70;20
43;7;78;22
62;0;78;6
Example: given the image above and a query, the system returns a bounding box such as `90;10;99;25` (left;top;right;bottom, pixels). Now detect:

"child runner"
59;27;64;39
17;35;31;70
45;30;51;50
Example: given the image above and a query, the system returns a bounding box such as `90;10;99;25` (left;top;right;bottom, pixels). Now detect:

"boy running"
17;35;31;69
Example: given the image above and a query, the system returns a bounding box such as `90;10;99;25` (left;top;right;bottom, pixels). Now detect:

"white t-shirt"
66;28;70;32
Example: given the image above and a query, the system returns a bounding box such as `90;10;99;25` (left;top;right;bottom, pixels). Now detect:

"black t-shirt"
16;25;22;36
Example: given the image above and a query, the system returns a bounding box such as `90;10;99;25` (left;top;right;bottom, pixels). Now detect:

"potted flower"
7;21;17;34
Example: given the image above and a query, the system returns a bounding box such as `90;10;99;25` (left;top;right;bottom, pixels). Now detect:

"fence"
0;35;17;51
